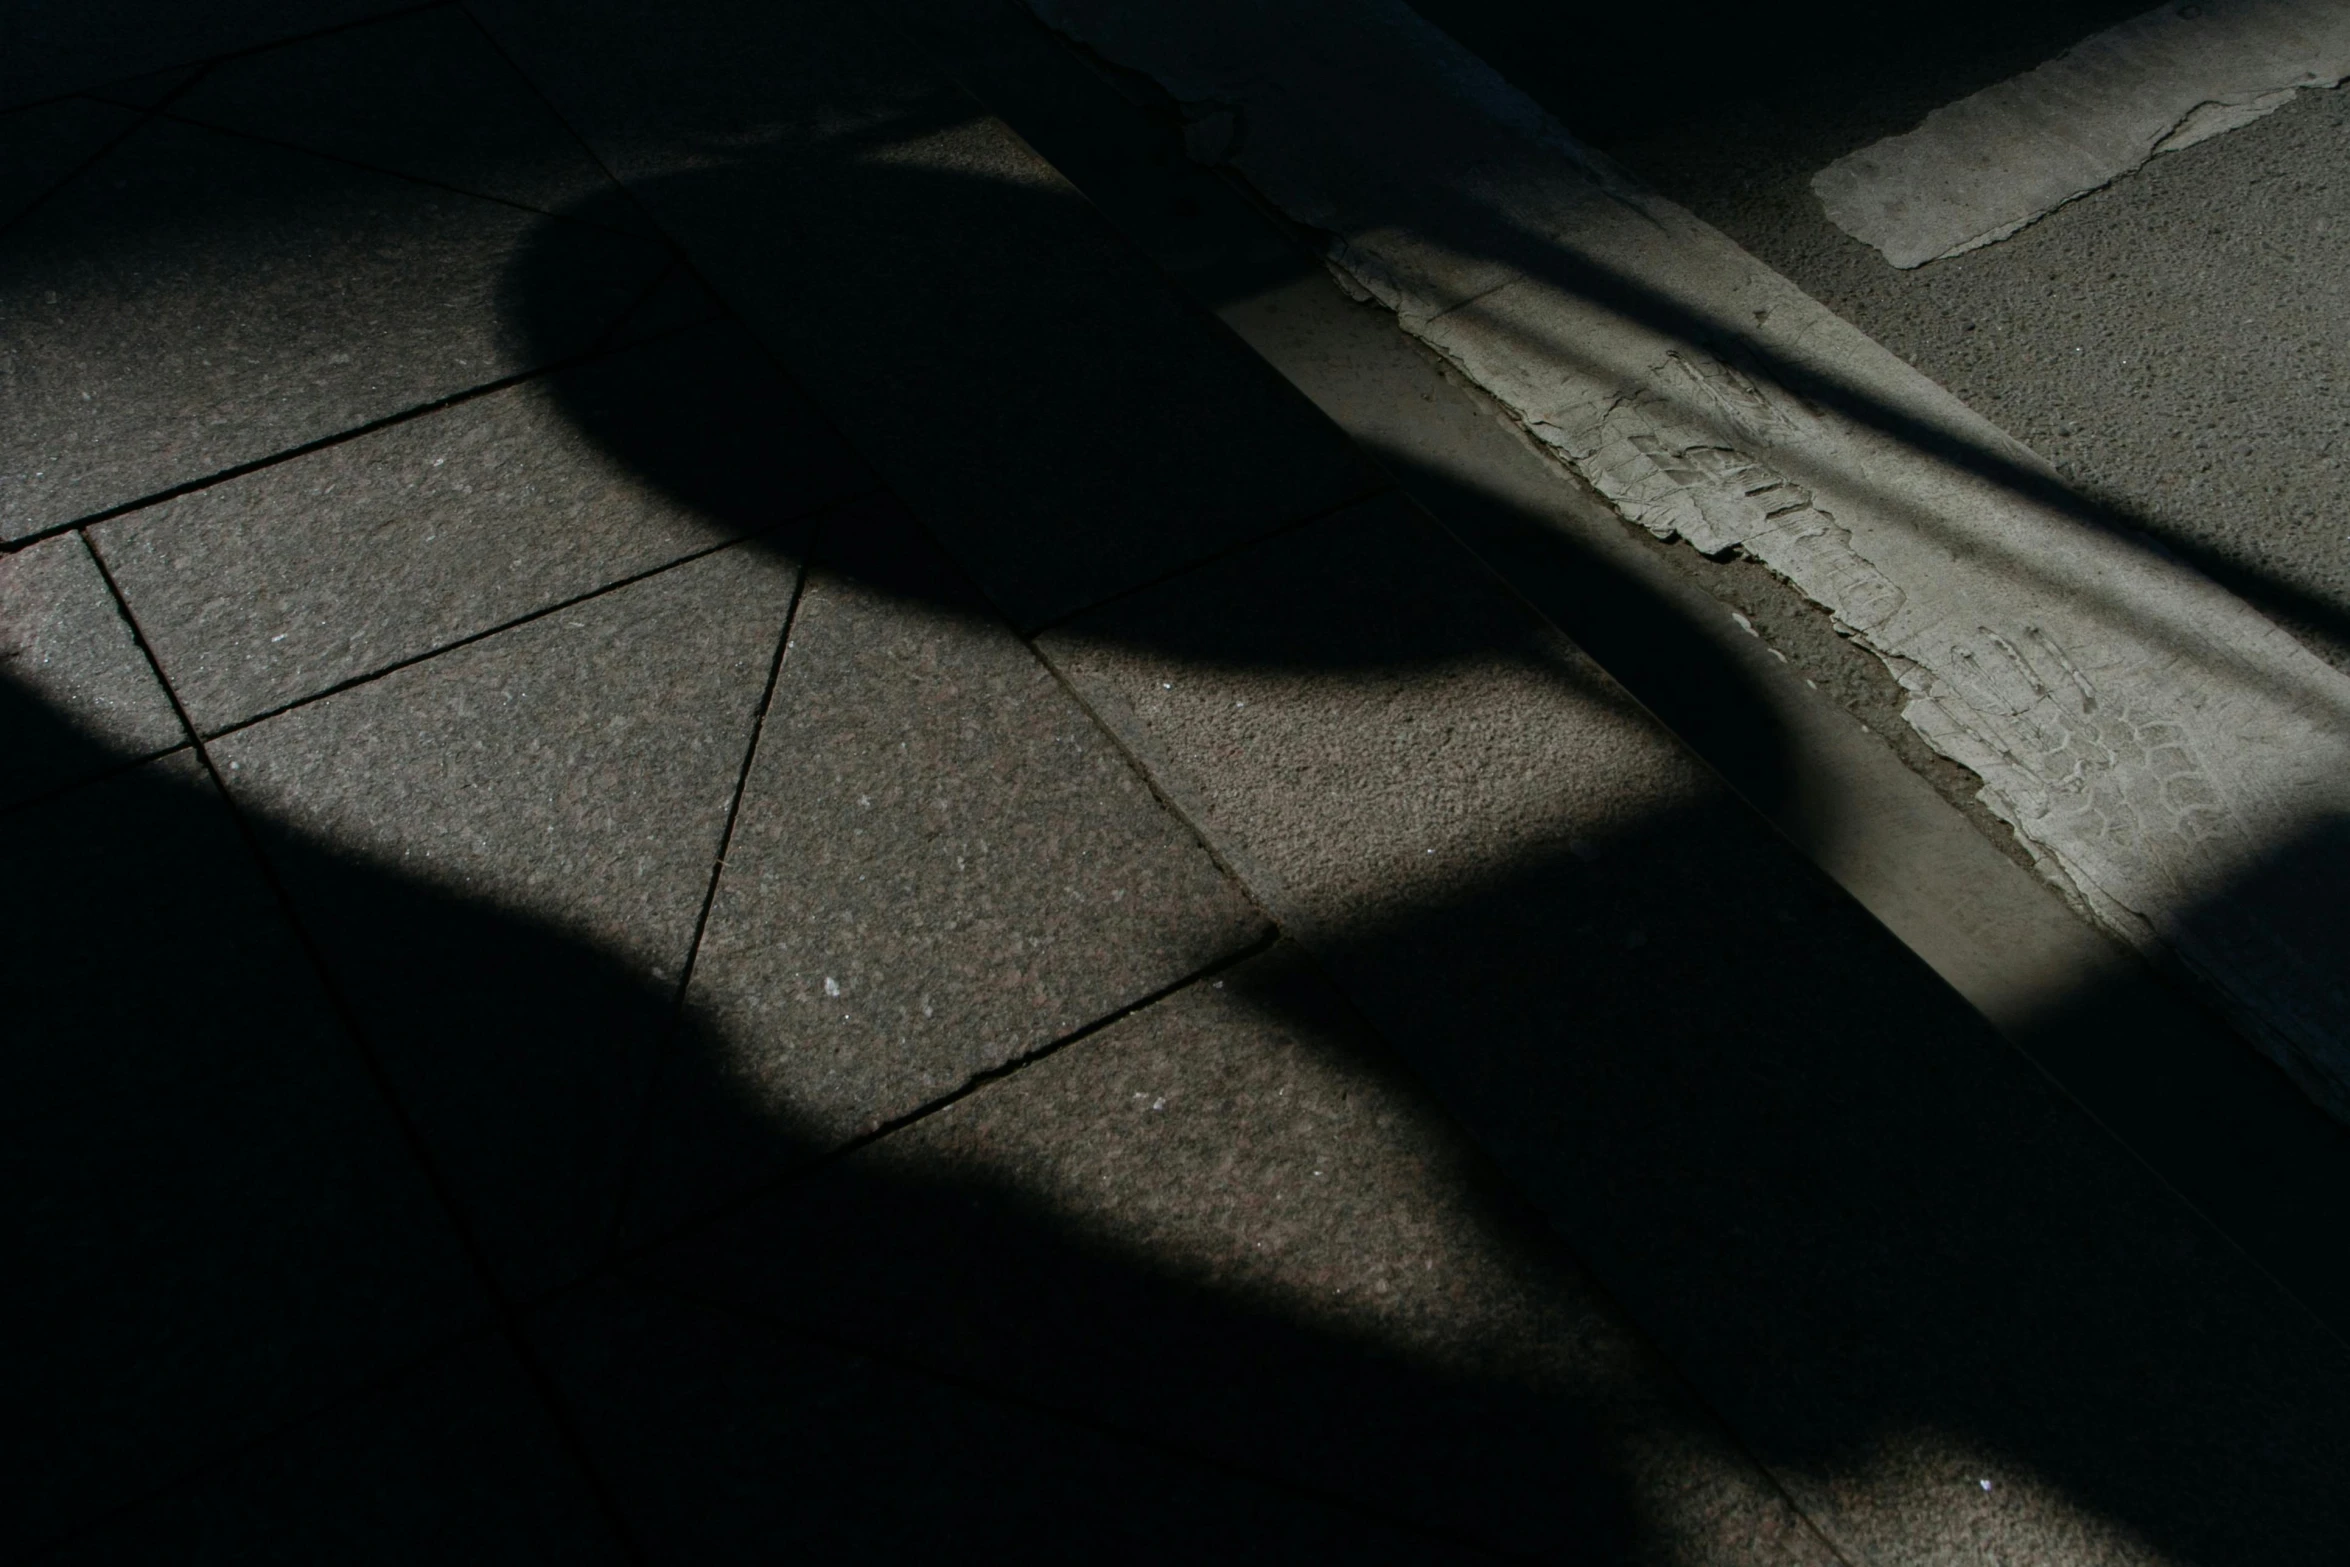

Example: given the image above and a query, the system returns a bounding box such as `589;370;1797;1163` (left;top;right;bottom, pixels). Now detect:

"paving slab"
1044;492;1713;939
470;0;1383;627
641;946;1837;1563
601;260;728;349
0;531;184;804
168;7;649;228
622;500;1265;1239
0;1;401;111
528;1278;1485;1563
82;67;206;111
0;114;665;538
4;746;483;1557
93;322;864;733
212;545;801;1296
882;0;1309;310
1041;492;2350;1563
0;96;136;231
43;1335;627;1565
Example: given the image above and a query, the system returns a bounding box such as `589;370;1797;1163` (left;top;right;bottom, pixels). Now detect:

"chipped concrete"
1813;0;2350;267
1030;0;2350;1122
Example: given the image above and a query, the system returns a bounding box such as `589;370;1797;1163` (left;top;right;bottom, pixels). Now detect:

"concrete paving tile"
4;745;484;1558
0;531;184;804
93;322;864;733
170;8;646;226
640;945;1838;1563
886;0;1309;310
621;502;1265;1238
1040;493;2350;1562
602;261;728;349
1040;490;1712;940
0;1;399;112
83;66;206;111
44;1335;628;1565
471;0;1383;627
0;116;665;538
212;545;800;1295
0;97;136;231
529;1277;1483;1563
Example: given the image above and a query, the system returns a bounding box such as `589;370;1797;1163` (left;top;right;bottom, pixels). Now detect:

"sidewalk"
7;3;2349;1563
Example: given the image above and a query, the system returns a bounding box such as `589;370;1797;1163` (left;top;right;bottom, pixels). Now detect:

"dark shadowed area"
9;1;2350;1563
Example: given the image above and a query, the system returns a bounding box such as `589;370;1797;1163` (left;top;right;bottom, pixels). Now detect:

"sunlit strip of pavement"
1028;0;2350;1137
867;4;2350;1563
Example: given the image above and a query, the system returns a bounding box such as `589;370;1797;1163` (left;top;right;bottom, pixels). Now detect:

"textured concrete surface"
644;945;1839;1563
214;545;799;1294
1043;494;1709;939
0;114;662;537
1044;489;2350;1564
532;1278;1483;1563
626;500;1265;1235
0;96;136;228
1429;0;2350;680
471;0;1384;628
0;530;183;804
16;3;2350;1561
6;750;484;1559
1812;0;2350;268
82;67;207;111
0;1;401;110
603;259;728;348
169;7;642;225
95;323;864;733
42;1337;626;1566
919;0;2350;1421
1636;83;2350;678
1033;0;2350;1126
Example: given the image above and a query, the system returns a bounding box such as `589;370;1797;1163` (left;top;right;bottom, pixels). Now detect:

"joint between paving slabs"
12;7;1735;1552
1015;480;1395;644
2;0;450;119
0;531;192;818
23;16;1869;1560
1285;931;1873;1567
451;0;676;237
606;905;1856;1567
22;1319;524;1564
882;254;1860;1545
18;15;1856;1551
593;547;816;1266
1021;630;1300;943
893;0;2035;928
601;928;1284;1283
0;745;195;821
172;488;883;745
0;0;469;268
1;308;727;555
129;97;666;240
0;80;191;251
624;1264;1532;1564
74;530;660;1567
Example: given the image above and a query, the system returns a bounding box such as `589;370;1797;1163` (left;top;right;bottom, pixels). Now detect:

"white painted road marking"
1813;0;2350;267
